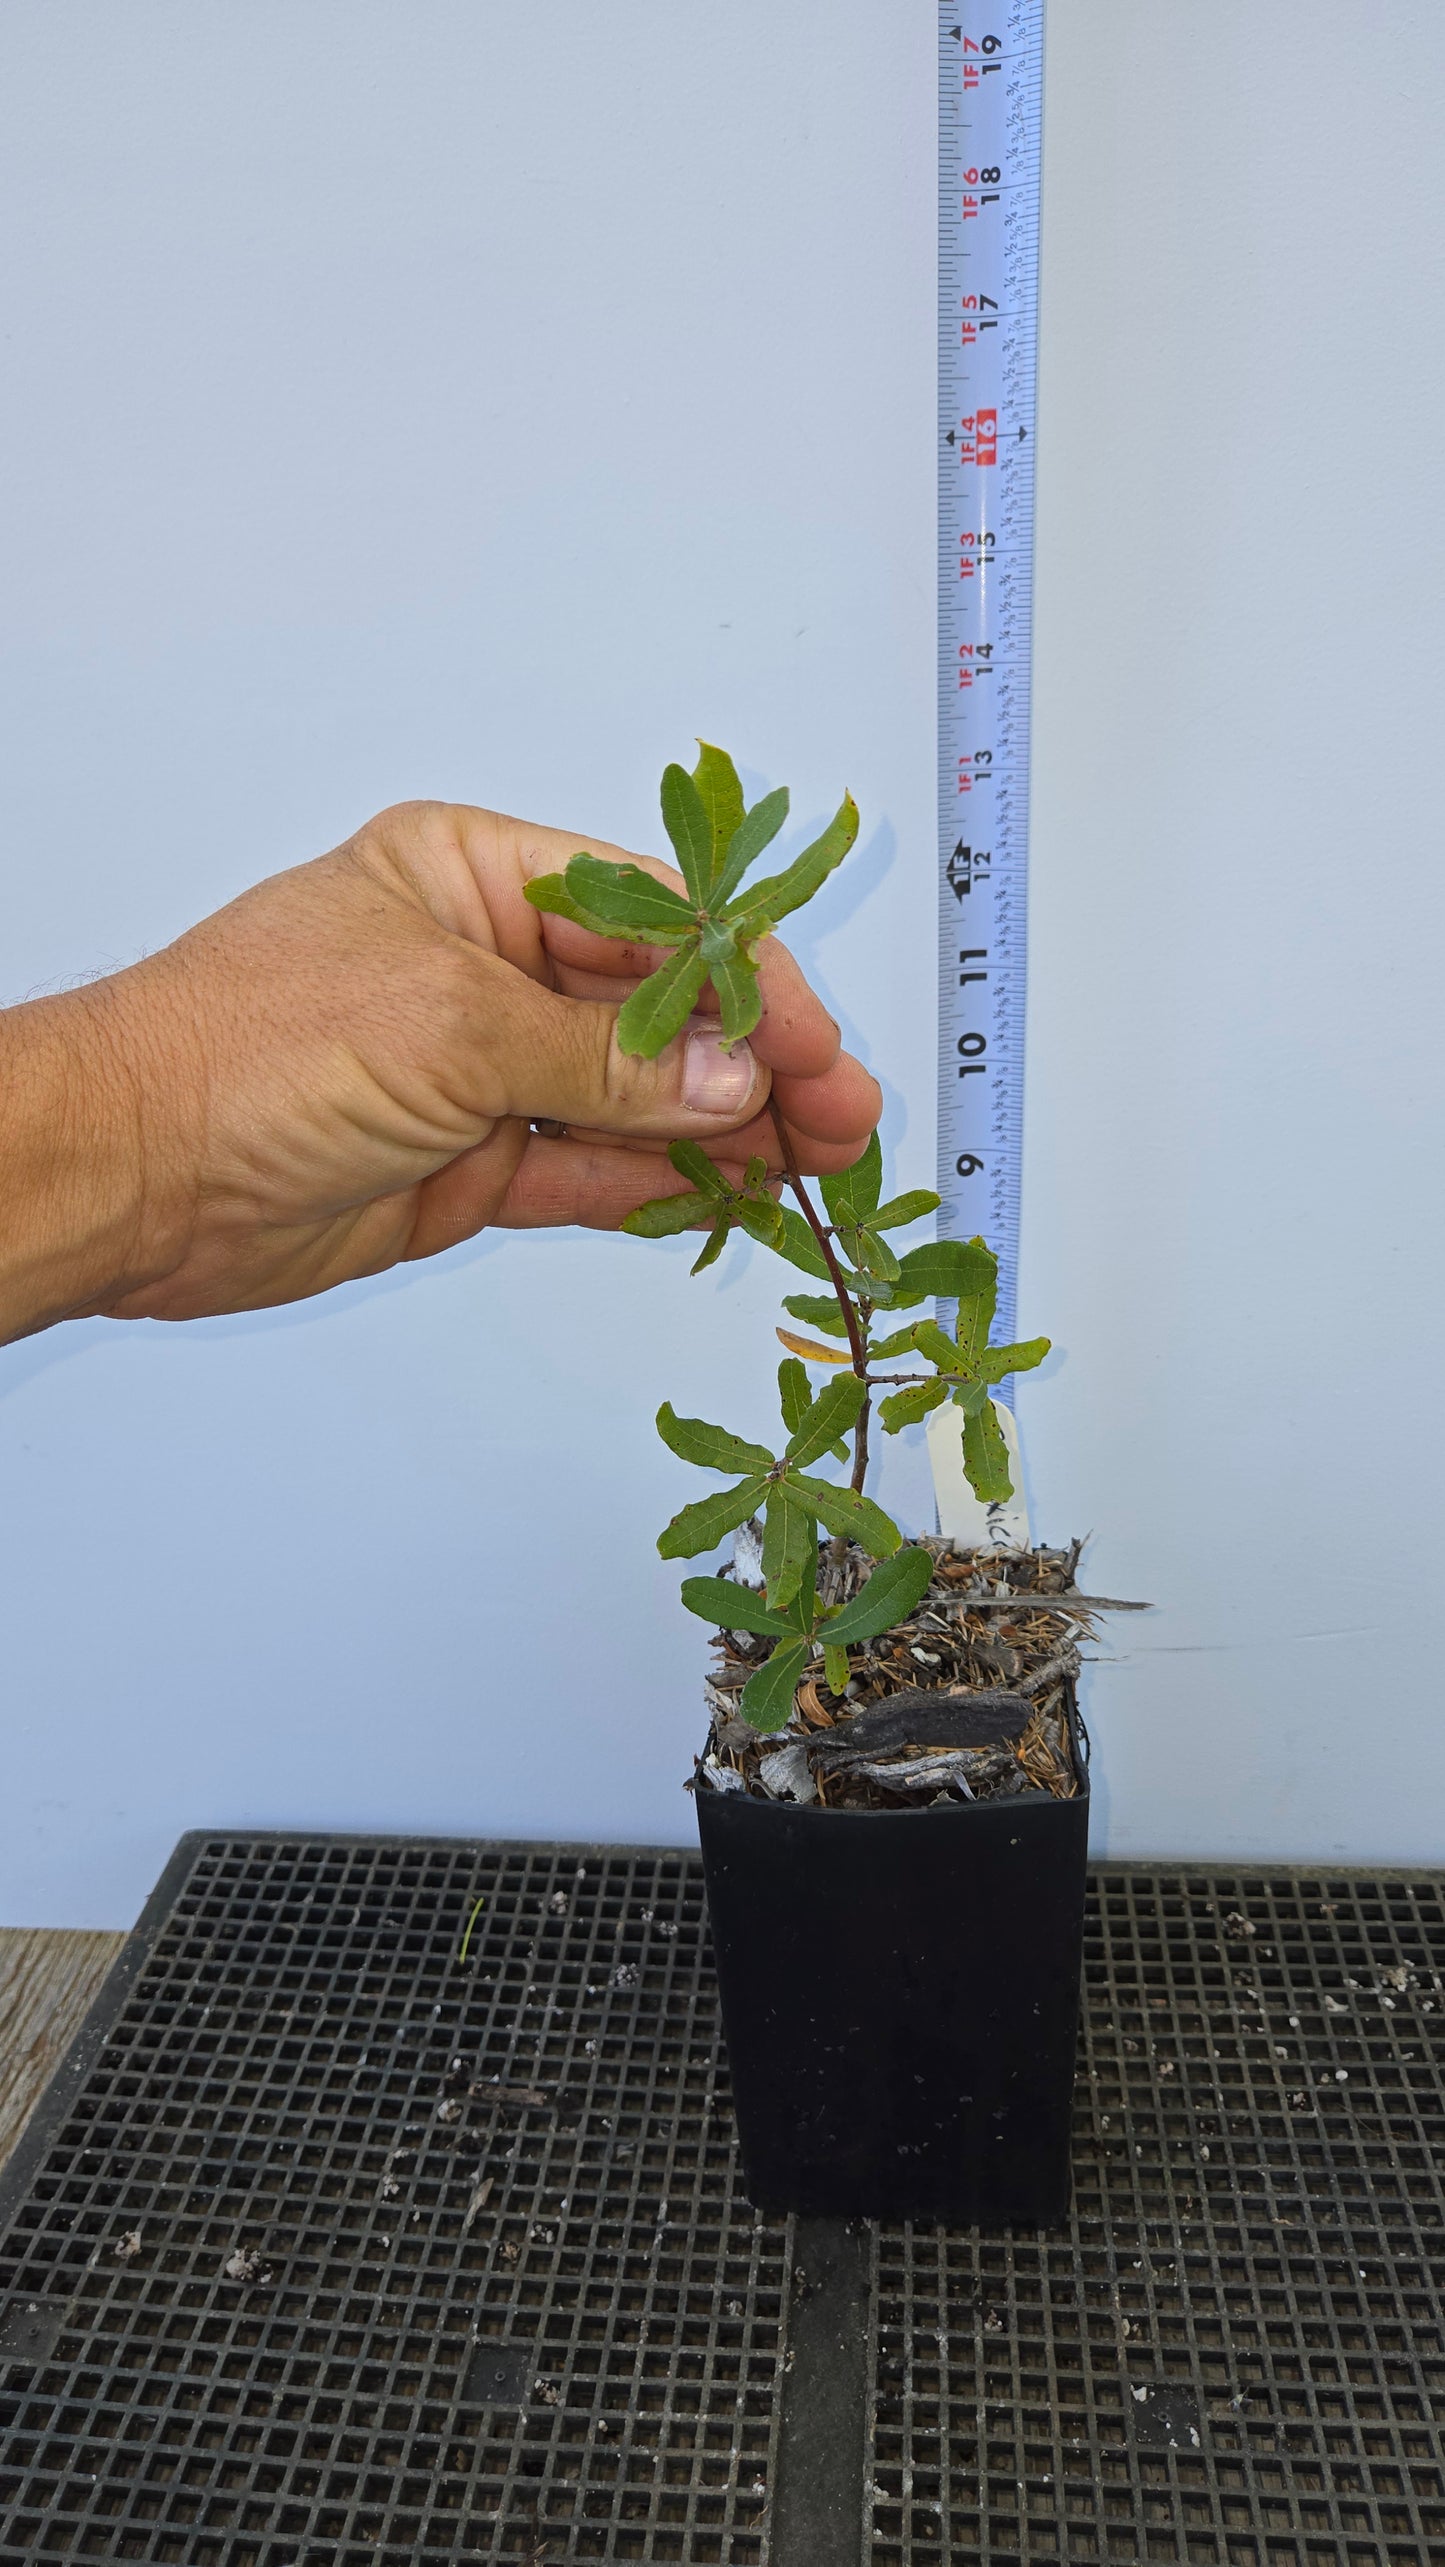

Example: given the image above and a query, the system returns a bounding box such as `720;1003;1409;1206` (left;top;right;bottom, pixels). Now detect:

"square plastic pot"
695;1717;1089;2225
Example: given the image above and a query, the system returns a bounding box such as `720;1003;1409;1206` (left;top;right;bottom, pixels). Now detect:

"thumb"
484;966;768;1139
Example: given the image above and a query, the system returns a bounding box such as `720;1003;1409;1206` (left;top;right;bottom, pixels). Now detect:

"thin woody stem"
767;1099;872;1498
766;1102;867;1375
850;1390;871;1496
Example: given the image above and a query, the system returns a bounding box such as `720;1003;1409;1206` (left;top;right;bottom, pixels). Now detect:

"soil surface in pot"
698;1536;1113;1812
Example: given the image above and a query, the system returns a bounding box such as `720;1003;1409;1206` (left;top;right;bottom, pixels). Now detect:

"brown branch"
850;1397;871;1495
766;1101;866;1376
767;1098;873;1501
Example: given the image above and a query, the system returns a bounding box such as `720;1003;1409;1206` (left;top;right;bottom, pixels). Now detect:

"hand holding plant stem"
526;743;1052;1731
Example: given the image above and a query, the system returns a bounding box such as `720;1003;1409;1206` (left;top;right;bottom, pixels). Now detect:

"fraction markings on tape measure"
937;0;1043;1387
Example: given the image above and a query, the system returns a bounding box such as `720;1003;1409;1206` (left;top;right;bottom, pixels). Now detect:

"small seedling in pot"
526;743;1052;1741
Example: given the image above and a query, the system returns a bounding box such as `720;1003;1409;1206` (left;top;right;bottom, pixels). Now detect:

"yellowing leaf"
775;1327;851;1366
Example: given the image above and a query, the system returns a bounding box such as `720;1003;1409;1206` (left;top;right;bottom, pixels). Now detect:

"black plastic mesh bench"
1;1835;1442;2563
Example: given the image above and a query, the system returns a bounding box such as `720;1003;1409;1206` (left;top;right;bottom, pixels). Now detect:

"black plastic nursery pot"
695;1718;1090;2226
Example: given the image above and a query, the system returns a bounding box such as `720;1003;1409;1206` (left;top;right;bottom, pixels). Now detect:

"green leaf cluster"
680;1540;936;1733
623;1140;783;1274
817;1132;939;1288
654;1361;933;1731
776;1173;996;1333
873;1236;1050;1502
523;741;858;1056
656;1364;900;1601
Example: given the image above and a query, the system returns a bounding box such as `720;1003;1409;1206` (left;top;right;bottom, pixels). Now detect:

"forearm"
0;803;880;1336
0;976;183;1344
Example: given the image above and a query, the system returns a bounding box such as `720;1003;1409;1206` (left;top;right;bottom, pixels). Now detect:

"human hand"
0;799;880;1337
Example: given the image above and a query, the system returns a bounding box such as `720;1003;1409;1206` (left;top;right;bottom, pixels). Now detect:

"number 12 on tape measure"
936;0;1043;1397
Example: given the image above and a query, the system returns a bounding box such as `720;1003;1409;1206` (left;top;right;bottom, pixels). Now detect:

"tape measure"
936;0;1044;1390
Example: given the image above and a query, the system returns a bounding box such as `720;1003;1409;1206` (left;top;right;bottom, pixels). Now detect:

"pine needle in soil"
699;1535;1140;1813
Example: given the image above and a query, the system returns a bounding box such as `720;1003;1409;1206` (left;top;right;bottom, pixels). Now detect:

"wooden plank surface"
0;1928;127;2176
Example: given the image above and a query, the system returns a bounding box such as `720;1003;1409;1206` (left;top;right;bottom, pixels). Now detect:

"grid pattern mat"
867;1868;1445;2566
1;1845;1443;2565
0;1837;785;2565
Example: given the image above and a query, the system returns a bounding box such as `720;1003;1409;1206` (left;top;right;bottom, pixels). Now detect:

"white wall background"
1;2;1442;1924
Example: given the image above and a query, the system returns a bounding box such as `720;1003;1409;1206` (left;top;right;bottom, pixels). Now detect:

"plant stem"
767;1099;872;1497
850;1394;871;1496
766;1102;866;1372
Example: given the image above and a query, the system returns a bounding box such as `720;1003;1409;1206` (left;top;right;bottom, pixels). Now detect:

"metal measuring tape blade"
937;0;1043;1394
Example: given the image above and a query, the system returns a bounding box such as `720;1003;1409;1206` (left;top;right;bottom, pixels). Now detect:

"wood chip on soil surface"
699;1535;1146;1813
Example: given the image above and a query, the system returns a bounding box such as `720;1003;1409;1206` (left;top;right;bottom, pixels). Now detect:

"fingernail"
684;1029;757;1115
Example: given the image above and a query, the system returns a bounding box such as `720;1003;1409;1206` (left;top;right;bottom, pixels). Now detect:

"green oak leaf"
691;742;746;889
735;1193;785;1249
679;1575;790;1636
896;1237;998;1301
667;1139;732;1198
616;943;711;1056
706;940;764;1046
860;1276;927;1313
655;1404;774;1475
727;792;859;935
623;1193;711;1240
877;1376;950;1433
906;1318;960;1371
781;1292;852;1338
953;1262;999;1367
657;1476;772;1560
867;1321;921;1361
740;1637;810;1732
823;1643;851;1696
783;1371;866;1468
660;762;715;905
774;1208;833;1280
712;785;790;906
872;1189;941;1231
840;1223;902;1285
980;1335;1051;1386
820;1132;882;1226
762;1480;817;1613
521;871;622;935
777;1357;812;1440
691;1214;732;1274
780;1537;818;1635
793;1474;901;1560
563;856;697;941
961;1400;1012;1504
824;1545;936;1644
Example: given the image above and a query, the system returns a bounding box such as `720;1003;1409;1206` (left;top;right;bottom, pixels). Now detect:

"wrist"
0;966;196;1343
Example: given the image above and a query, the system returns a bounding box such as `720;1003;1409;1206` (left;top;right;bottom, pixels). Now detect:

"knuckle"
599;1020;660;1118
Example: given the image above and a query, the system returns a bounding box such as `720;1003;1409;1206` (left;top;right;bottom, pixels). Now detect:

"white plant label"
927;1396;1031;1552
